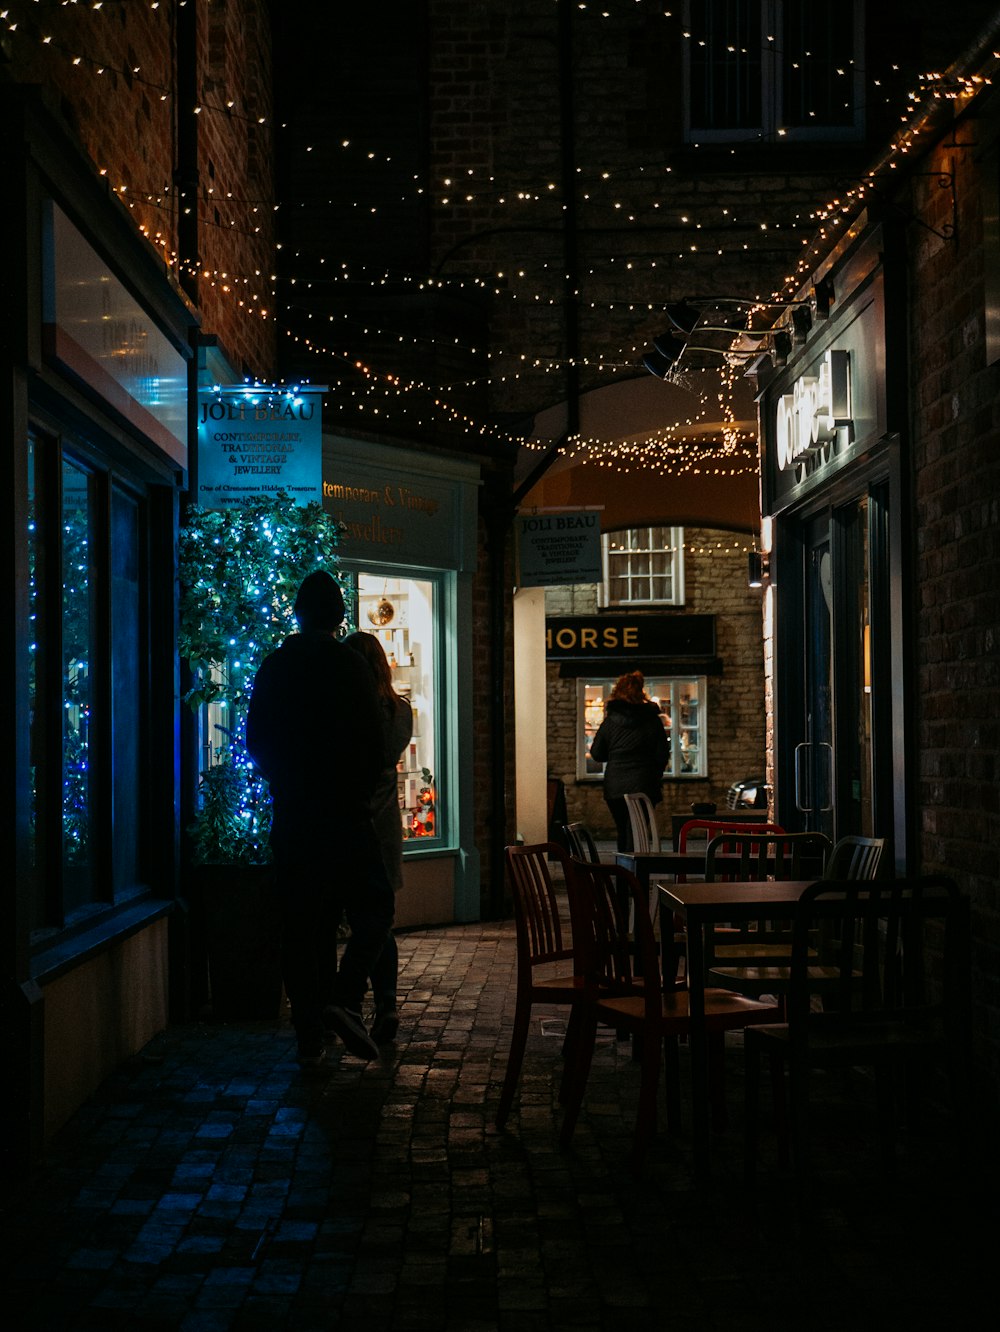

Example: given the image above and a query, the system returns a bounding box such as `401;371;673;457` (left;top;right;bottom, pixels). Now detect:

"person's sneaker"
370;1008;400;1045
325;1006;379;1060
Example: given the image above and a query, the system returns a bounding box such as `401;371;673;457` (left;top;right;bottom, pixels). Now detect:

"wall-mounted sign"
323;435;479;571
545;614;716;660
517;510;603;587
775;349;852;471
43;202;188;466
197;386;324;508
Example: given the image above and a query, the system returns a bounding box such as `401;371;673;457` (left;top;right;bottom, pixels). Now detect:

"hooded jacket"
589;698;670;802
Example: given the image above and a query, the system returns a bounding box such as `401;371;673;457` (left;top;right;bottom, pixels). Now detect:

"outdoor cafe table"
614;849;706;889
657;878;820;1179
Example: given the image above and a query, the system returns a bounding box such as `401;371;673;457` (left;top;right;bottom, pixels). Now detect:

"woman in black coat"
589;670;670;851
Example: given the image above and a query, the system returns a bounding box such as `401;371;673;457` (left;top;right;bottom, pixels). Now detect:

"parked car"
726;775;769;810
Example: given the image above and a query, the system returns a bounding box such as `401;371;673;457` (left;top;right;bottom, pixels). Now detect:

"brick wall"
543;528;765;842
907;129;1000;1093
4;1;275;379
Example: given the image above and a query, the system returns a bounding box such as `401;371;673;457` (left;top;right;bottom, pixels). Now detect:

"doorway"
783;484;891;847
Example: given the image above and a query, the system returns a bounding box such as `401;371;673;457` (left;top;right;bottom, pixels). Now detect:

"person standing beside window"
589;670;669;851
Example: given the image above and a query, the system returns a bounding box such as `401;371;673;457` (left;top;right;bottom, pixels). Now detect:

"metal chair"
497;842;585;1129
744;875;971;1195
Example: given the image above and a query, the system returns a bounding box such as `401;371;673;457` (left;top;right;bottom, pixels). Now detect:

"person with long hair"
589;670;669;851
344;632;413;1043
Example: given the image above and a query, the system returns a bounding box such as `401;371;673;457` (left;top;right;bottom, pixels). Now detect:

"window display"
356;572;439;842
578;676;706;780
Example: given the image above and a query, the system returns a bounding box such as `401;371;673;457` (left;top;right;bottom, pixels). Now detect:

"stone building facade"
545;530;765;839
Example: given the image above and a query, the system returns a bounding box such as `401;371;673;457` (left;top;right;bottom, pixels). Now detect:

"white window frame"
577;676;707;782
683;0;864;145
599;526;685;608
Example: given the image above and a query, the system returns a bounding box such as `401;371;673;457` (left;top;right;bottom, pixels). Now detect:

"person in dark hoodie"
246;570;393;1066
589;670;670;851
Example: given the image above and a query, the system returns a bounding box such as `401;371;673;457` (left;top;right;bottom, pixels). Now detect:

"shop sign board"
775;349;852;471
323;437;478;571
545;614;716;661
517;510;603;587
43;203;188;466
197;386;324;508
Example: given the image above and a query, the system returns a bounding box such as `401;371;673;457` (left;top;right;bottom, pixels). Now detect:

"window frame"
599;526;686;609
576;675;708;782
27;425;155;948
682;0;865;145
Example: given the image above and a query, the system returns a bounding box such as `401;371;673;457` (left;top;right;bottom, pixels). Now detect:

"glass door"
796;516;835;838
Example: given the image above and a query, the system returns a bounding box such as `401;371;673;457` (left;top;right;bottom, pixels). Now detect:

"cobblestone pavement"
3;916;996;1331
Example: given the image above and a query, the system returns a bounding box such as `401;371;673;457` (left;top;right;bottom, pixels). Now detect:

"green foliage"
178;492;348;863
178;494;349;713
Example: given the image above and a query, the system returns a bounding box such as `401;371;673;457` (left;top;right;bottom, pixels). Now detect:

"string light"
8;2;994;471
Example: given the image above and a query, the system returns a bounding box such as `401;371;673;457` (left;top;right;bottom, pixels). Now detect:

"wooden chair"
496;842;586;1129
823;834;885;881
623;791;667;926
744;875;971;1192
559;857;779;1173
624;791;661;853
563;822;601;864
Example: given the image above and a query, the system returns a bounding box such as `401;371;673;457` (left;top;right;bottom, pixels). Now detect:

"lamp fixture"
748;550;766;589
771;330;793;367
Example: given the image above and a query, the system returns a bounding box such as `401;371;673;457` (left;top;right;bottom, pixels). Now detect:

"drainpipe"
488;0;581;916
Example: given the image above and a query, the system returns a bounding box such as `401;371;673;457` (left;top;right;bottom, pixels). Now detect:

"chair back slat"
677;818;785;851
705;831;831;882
565;857;659;999
787;875;965;1033
623;791;660;853
563;822;601;864
505;842;571;967
823;834;886;881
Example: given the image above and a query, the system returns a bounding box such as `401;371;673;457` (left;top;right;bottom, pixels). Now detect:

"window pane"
27;438;43;929
580;676;704;780
782;0;855;128
358;573;439;843
111;485;142;895
603;526;683;606
62;457;94;908
690;0;763;131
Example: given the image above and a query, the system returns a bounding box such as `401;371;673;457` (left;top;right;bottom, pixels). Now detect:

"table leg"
685;909;711;1179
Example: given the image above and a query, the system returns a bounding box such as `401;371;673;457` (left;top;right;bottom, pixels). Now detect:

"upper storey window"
684;0;863;144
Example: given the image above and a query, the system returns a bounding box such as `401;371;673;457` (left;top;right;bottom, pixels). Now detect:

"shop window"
600;527;685;607
684;0;863;143
27;432;152;940
577;677;706;781
355;572;441;844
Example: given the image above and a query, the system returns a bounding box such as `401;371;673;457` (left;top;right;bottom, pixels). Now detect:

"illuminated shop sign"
197;385;324;508
546;615;716;660
775;349;852;471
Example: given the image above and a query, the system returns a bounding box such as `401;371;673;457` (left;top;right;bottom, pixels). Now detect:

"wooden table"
614;849;706;889
657;878;821;1179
